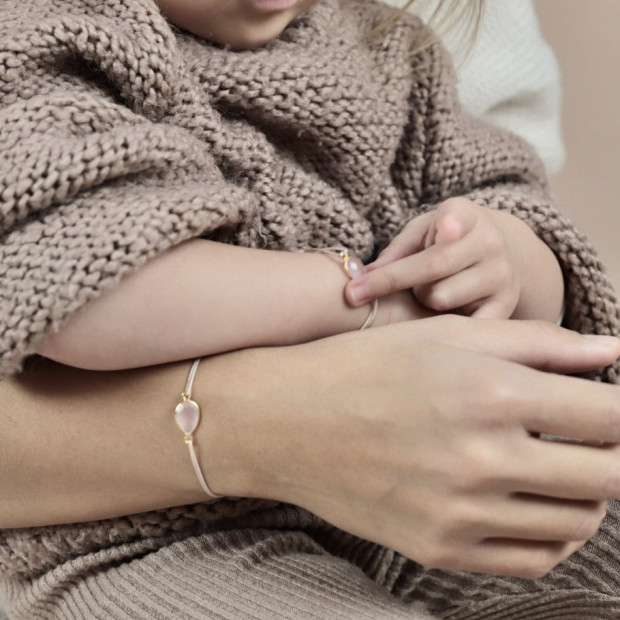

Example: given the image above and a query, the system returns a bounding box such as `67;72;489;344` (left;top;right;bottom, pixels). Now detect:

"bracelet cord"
175;358;222;499
302;247;378;330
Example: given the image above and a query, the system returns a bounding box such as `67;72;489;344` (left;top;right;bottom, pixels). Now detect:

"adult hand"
204;317;620;578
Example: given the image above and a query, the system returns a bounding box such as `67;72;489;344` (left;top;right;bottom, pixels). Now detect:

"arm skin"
36;239;432;370
4;317;620;578
36;196;563;373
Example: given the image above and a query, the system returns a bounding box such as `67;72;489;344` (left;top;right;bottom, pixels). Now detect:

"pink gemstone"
346;256;366;279
175;399;200;434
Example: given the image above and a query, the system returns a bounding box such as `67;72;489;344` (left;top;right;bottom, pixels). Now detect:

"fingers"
434;207;469;244
370;212;435;269
518;380;620;448
413;263;518;318
346;231;482;307
459;539;585;578
466;329;620;444
509;440;620;501
412;488;603;577
348;199;515;308
409;315;620;374
481;496;607;542
370;198;484;269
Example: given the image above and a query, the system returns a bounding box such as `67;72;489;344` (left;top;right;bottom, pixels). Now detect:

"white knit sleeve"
382;0;565;173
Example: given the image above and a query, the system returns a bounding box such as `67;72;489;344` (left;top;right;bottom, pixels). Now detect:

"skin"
36;240;431;370
36;200;562;370
154;0;321;49
36;9;565;370
4;318;620;580
347;198;565;322
6;0;620;583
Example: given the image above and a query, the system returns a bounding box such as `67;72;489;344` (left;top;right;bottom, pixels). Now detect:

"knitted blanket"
1;0;619;617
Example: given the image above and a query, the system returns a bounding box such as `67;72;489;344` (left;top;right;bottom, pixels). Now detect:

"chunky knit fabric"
391;0;566;173
1;0;620;618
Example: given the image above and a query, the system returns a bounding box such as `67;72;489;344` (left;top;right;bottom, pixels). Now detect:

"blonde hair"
368;0;485;57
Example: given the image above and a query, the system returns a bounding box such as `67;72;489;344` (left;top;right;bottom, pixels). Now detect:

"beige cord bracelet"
175;358;222;499
303;247;378;330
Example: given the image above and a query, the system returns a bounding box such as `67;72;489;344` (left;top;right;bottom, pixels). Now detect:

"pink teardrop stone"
346;256;366;279
175;399;200;435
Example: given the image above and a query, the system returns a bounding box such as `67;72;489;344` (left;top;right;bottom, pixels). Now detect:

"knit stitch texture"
0;0;618;381
1;0;619;618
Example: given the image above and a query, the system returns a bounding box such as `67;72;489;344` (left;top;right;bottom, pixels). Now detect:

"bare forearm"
3;317;620;574
0;351;283;527
36;240;378;370
0;359;206;527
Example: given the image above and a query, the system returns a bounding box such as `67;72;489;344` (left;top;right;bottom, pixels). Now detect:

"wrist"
488;210;565;322
282;250;377;342
511;234;565;322
191;347;291;500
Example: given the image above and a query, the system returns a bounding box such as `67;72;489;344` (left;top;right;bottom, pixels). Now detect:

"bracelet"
302;247;378;330
174;358;223;499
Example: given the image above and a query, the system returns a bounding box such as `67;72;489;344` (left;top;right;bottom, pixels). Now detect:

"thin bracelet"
302;247;378;330
174;358;222;499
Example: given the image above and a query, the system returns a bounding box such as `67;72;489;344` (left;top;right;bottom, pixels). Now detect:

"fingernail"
583;335;620;350
348;279;369;306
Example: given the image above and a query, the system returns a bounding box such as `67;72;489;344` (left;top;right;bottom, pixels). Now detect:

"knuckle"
420;286;453;312
484;230;504;254
521;546;565;579
456;445;500;491
569;506;606;541
494;258;514;283
467;380;523;428
441;501;484;538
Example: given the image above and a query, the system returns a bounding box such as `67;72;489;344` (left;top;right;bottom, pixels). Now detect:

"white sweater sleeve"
382;0;565;173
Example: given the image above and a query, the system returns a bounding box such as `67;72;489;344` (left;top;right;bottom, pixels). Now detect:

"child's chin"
197;19;291;50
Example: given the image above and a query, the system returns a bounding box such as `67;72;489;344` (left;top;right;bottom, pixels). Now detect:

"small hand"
345;198;563;321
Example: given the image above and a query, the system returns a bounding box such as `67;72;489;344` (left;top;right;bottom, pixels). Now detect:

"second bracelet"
302;247;378;330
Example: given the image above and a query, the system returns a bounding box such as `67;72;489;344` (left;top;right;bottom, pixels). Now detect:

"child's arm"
345;197;564;323
36;239;433;370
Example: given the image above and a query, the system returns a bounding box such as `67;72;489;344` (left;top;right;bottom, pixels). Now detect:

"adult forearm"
3;318;619;532
0;359;208;527
4;319;620;579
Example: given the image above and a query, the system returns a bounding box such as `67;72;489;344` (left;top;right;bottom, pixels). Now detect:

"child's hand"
345;198;563;321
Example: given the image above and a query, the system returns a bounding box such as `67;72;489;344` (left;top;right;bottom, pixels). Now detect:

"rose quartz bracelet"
175;358;222;499
303;247;378;330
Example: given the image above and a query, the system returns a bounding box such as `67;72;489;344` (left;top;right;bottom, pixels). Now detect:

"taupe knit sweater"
1;1;619;618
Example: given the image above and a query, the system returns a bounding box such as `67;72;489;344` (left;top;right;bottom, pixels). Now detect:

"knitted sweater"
0;0;619;601
386;0;565;173
0;0;617;383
